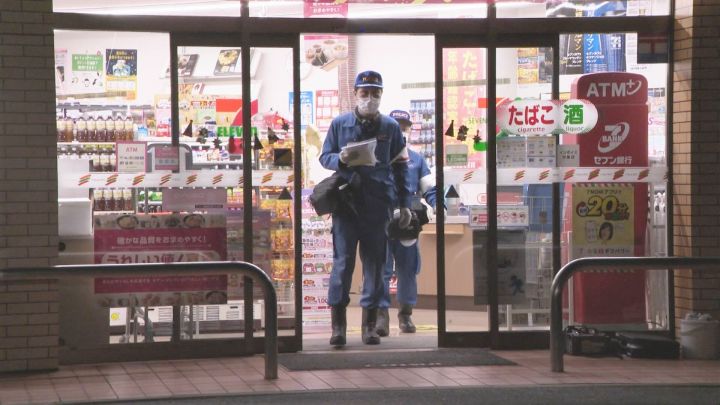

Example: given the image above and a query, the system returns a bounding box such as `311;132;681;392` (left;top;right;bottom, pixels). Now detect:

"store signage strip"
442;167;667;186
66;170;294;189
65;166;666;189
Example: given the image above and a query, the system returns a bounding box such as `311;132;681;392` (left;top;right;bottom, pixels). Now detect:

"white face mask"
357;95;381;116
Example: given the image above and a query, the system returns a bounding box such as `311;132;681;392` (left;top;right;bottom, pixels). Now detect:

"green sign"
72;54;103;72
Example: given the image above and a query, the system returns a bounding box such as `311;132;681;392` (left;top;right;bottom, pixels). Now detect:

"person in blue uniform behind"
375;110;438;336
319;71;413;346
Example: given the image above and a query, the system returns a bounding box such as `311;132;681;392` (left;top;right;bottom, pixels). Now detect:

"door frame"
435;34;558;349
170;32;303;352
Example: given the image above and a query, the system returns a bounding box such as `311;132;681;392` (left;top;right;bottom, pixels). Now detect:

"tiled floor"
0;348;719;404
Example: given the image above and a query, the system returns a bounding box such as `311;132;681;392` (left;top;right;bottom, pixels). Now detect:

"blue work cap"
355;70;383;89
389;110;412;125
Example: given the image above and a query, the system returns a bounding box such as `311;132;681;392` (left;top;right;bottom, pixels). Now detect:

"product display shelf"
409;98;436;168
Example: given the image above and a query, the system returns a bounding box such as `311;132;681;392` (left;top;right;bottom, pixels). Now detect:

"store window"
497;0;670;18
557;31;670;331
251;0;487;19
53;0;242;17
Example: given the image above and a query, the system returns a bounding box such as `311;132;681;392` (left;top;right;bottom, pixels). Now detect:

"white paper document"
342;138;377;167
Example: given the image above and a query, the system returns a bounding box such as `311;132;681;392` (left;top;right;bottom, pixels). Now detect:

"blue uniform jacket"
320;111;412;211
406;149;437;209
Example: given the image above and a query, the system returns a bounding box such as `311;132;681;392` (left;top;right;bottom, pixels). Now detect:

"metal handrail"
551;256;720;372
0;261;278;380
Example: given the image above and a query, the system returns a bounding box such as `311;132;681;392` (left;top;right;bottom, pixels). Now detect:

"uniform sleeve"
418;158;438;209
390;125;412;209
319;120;343;171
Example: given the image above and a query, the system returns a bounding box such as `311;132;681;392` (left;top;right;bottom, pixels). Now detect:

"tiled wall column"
0;0;59;269
672;0;720;327
0;0;59;372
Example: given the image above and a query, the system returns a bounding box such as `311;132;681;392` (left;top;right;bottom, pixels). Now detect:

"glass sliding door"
437;43;491;345
437;37;556;349
495;46;556;338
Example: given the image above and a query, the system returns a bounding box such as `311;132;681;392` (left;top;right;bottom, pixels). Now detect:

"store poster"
517;48;539;85
303;35;348;71
116;141;147;173
94;274;228;308
153;144;180;171
67;52;105;95
315;90;339;132
301;189;333;331
105;49;137;99
571;184;634;258
93;213;227;264
474;229;529;305
289;91;314;129
55;49;67;94
443;48;485;169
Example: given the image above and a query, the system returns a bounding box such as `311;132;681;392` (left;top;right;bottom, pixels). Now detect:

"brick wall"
672;0;720;328
0;0;60;372
0;0;59;269
0;279;59;371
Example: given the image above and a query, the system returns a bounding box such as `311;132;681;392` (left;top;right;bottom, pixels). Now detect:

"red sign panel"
569;72;648;167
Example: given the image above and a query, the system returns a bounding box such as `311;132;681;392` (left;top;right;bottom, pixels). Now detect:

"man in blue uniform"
375;110;437;336
320;71;413;346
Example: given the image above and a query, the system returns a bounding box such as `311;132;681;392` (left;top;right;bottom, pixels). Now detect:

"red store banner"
93;213;227;264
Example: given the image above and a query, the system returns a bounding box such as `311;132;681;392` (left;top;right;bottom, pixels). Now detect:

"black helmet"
386;210;422;244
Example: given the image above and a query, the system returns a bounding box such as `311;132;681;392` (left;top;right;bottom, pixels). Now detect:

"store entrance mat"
279;348;516;370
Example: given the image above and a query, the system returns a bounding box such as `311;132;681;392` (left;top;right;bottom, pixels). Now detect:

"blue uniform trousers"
380;238;420;308
328;208;391;309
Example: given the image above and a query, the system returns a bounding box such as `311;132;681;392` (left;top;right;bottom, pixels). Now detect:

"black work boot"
375;307;389;337
398;304;416;333
361;308;381;345
329;306;346;347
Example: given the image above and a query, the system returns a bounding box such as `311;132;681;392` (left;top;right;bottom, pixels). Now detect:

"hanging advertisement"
105;49;137;99
304;0;348;17
94;213;227;264
560;34;584;75
67;52;105;95
303;35;349;71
